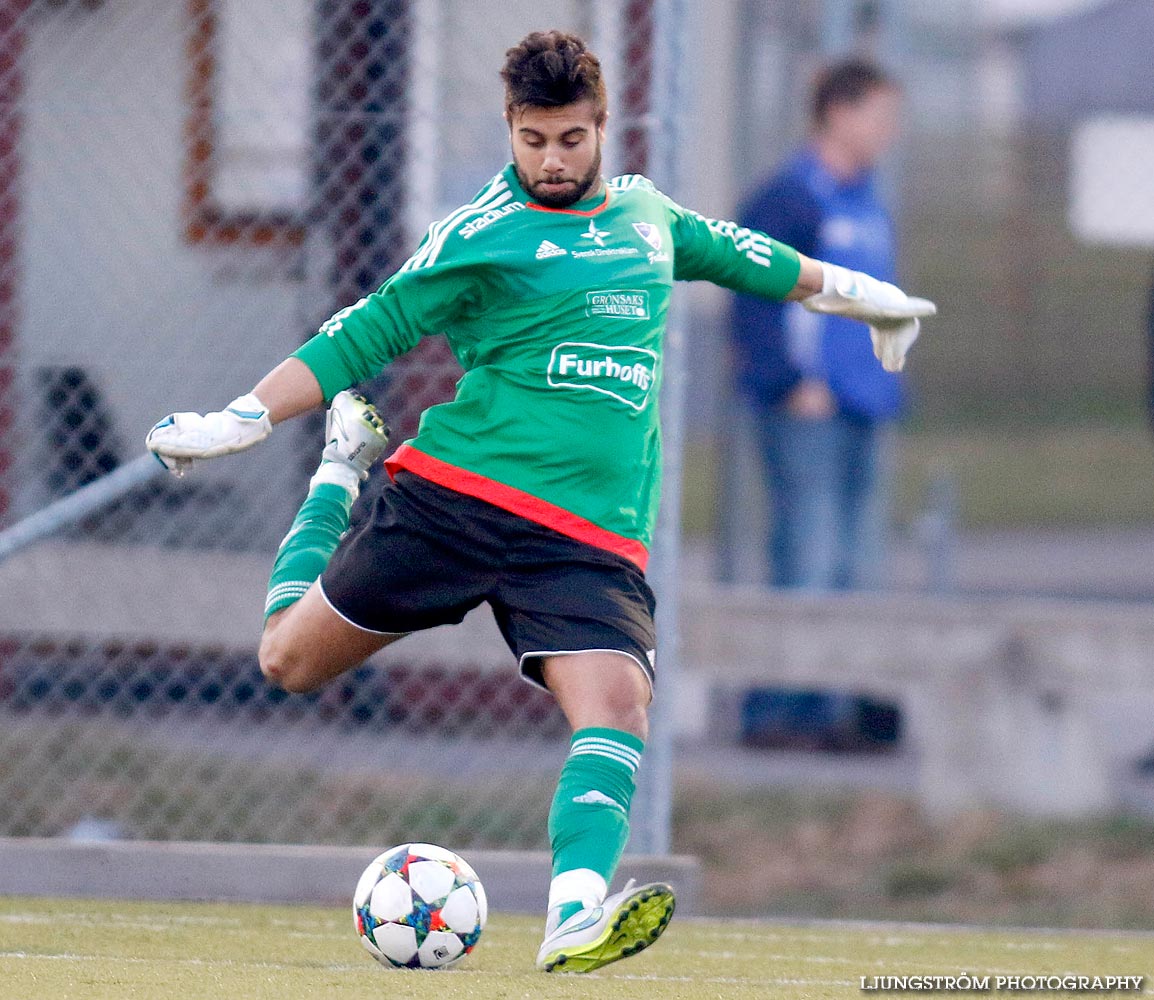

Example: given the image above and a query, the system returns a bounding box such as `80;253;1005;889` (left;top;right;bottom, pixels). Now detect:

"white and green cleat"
321;390;390;480
536;880;675;973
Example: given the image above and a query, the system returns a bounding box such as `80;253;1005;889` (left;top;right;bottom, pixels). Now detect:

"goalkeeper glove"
803;261;936;373
145;392;272;477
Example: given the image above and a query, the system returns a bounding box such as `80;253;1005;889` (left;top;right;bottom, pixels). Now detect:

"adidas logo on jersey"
535;240;567;260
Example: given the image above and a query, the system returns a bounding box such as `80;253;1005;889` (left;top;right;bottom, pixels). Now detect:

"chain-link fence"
5;0;1153;854
0;0;678;849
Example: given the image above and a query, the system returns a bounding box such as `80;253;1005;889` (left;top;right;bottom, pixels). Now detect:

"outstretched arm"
785;254;825;301
253;357;325;424
145;230;490;476
145;191;494;476
669;197;934;372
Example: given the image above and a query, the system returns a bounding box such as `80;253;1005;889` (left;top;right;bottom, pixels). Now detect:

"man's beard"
515;144;602;209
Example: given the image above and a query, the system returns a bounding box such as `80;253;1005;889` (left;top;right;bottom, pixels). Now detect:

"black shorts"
319;471;657;691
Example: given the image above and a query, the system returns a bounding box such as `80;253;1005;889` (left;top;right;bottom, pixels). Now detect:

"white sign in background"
1069;115;1154;247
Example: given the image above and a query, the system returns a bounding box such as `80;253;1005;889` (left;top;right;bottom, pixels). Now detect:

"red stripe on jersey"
526;188;611;216
385;444;650;571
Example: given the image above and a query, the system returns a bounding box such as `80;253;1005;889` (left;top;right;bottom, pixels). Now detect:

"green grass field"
2;897;1150;1000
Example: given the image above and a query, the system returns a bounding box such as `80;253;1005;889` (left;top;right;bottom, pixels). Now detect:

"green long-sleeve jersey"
294;163;801;569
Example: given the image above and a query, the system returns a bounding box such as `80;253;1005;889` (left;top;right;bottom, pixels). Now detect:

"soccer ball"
353;842;487;969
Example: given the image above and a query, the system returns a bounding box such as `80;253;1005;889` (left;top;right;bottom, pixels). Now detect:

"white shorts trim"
518;648;655;698
317;580;410;637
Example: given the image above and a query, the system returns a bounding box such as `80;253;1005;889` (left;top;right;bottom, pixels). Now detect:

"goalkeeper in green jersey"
147;30;933;973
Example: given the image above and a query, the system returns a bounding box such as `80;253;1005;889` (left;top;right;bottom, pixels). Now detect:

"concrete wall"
0;837;701;912
682;584;1154;819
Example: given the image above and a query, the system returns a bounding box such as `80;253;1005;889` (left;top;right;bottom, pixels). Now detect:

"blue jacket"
731;148;904;421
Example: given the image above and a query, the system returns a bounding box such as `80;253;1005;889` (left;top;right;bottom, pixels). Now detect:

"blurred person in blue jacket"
731;58;905;590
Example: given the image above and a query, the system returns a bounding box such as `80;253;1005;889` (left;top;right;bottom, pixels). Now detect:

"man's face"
828;85;902;168
507;99;606;208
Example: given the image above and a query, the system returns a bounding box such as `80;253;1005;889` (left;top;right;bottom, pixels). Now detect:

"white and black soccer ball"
353;842;487;970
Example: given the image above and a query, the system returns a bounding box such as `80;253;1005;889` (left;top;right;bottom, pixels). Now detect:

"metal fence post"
628;0;686;857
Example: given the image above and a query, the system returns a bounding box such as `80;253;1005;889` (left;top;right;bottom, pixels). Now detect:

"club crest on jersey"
632;222;662;252
547;342;658;411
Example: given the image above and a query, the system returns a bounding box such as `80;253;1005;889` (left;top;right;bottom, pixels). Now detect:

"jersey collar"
504;162;611;216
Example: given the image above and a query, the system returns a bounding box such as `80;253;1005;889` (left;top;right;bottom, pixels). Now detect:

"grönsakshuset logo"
585;290;650;320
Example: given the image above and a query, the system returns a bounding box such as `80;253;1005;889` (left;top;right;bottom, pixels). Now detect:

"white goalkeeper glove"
803;261;937;373
145;392;272;477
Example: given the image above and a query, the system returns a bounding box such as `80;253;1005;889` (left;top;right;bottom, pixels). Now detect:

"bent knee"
611;701;649;742
599;662;653;737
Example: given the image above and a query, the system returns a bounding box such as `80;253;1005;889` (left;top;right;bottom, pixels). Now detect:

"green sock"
264;481;354;619
547;727;644;925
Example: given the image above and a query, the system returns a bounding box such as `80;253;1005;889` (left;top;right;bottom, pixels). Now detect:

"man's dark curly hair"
811;58;898;127
500;30;607;124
